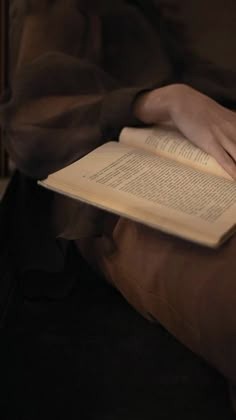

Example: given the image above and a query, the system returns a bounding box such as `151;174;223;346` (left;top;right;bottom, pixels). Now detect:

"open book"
39;125;236;248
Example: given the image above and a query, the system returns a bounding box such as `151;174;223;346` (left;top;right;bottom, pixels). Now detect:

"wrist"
133;86;173;124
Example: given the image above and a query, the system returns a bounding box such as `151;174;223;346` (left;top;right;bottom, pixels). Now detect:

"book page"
120;126;232;180
39;142;236;248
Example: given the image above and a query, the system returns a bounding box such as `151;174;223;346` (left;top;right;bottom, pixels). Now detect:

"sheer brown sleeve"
0;1;148;179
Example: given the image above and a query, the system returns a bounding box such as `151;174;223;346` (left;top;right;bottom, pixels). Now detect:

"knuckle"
204;136;215;154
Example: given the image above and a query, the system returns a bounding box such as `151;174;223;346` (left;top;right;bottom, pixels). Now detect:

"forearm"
1;3;145;179
5;84;144;180
2;0;172;179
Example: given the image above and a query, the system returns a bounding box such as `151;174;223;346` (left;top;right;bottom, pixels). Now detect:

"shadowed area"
1;240;235;419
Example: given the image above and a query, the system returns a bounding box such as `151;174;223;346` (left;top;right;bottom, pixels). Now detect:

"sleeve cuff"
100;86;150;139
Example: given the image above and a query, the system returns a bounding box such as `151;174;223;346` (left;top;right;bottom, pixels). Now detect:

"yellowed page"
39;142;236;248
120;125;232;181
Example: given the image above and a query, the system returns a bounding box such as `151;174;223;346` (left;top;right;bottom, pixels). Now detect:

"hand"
134;84;236;179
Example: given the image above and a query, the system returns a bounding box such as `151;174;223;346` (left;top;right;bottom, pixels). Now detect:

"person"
1;0;236;410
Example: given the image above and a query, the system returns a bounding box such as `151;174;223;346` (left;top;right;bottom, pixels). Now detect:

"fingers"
210;122;236;178
207;140;236;180
219;135;236;164
213;121;236;158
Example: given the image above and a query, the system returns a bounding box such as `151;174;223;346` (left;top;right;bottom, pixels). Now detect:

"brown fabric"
158;0;236;105
2;0;236;240
3;0;173;180
2;0;236;409
9;0;25;74
76;216;236;387
1;0;173;239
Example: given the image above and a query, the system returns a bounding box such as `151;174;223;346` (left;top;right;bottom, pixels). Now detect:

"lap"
76;216;236;383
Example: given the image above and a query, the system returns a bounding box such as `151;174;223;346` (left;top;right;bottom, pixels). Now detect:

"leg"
76;217;236;386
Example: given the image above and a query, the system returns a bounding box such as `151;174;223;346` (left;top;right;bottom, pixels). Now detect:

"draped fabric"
1;0;174;243
0;1;236;411
0;0;236;269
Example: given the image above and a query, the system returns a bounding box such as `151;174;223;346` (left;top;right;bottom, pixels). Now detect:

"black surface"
1;246;235;420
